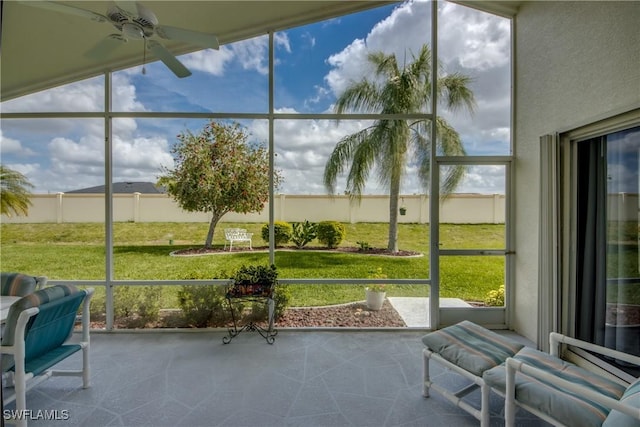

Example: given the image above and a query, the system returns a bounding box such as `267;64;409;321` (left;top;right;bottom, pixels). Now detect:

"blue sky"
1;1;512;195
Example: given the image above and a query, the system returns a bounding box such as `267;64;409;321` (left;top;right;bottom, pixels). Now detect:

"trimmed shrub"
114;286;161;327
261;221;292;246
484;285;505;306
178;285;228;327
317;221;346;249
247;284;291;322
291;220;318;248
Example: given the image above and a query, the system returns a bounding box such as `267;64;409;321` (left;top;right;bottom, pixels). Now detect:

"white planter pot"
366;290;386;311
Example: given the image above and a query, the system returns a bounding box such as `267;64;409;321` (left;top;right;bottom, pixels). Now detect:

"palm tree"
323;44;475;253
1;165;34;217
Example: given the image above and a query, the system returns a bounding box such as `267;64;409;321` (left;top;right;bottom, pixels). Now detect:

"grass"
0;222;505;307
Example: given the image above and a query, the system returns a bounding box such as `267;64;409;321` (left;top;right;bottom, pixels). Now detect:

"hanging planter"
399;207;407;216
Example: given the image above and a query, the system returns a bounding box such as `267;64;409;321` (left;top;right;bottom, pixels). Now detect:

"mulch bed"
89;299;407;329
172;245;421;257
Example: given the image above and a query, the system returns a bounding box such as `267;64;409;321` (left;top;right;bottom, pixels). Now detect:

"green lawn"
0;222;505;307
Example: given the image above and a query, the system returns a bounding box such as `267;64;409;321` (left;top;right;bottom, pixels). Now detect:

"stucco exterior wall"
514;1;640;342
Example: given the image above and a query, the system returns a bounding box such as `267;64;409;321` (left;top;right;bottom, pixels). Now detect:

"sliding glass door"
572;125;640;374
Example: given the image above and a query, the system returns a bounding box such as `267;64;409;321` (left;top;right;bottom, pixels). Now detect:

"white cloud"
181;47;235;76
1;74;145;114
183;33;291;76
112;136;174;174
325;39;371;96
438;2;511;71
459;165;506;194
0;130;34;156
42;133;174;192
247;109;380;194
301;32;316;48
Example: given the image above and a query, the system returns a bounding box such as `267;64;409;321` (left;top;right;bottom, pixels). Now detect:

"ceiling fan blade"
18;0;107;22
147;40;192;78
85;34;128;60
155;25;219;50
112;1;138;18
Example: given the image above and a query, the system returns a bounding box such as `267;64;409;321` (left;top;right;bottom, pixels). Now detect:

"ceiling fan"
21;1;220;78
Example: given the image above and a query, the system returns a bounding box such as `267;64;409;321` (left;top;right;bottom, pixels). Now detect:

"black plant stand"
223;284;277;344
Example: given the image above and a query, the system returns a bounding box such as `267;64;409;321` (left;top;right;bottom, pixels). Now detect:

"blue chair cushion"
421;320;525;377
483;346;627;427
603;378;640;427
1;284;84;373
1;272;37;297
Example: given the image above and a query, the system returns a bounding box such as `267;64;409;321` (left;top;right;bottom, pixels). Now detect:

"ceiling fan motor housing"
107;6;155;38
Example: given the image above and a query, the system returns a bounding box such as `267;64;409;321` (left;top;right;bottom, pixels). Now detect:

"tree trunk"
204;214;222;248
387;177;400;253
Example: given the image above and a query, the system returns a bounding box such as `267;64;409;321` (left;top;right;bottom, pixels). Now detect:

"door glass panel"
438;163;507;308
437;2;511;156
439;165;506;250
605;128;640;338
575;126;640;372
440;256;505;307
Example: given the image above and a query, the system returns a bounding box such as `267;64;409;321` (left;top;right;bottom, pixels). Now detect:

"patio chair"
421;320;525;426
492;333;640;427
422;321;640;427
1;284;94;427
1;272;47;297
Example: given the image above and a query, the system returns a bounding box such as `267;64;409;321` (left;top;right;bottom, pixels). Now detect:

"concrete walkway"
387;297;472;328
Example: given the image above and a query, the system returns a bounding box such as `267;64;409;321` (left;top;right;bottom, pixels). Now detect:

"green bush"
484;285;505;306
291;220;318;248
317;221;346;249
247;284;291;322
261;221;292;246
178;285;228;327
114;286;162;327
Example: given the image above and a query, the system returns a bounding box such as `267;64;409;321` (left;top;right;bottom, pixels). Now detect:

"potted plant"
399;206;407;216
365;267;387;310
228;264;278;297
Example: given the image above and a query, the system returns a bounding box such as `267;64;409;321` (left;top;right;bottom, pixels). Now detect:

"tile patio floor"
2;330;550;427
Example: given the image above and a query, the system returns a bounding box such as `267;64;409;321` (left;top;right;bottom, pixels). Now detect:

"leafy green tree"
159;120;281;248
323;44;475;253
0;165;34;217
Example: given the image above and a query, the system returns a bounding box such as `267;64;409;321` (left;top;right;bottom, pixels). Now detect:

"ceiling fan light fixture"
122;22;144;40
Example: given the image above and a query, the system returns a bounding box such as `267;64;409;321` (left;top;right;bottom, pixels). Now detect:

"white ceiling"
0;1;394;101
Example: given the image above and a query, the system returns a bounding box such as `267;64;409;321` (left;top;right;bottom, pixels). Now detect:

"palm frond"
435;118;468;195
344;131;379;200
334;80;382;115
368;51;399;79
0;165;34;217
410;123;432;191
323;128;373;195
375;120;409;186
438;72;476;114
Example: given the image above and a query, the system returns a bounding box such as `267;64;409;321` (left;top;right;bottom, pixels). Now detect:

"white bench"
224;228;253;251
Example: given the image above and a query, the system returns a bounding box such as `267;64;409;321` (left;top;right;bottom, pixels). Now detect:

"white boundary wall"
1;193;506;224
